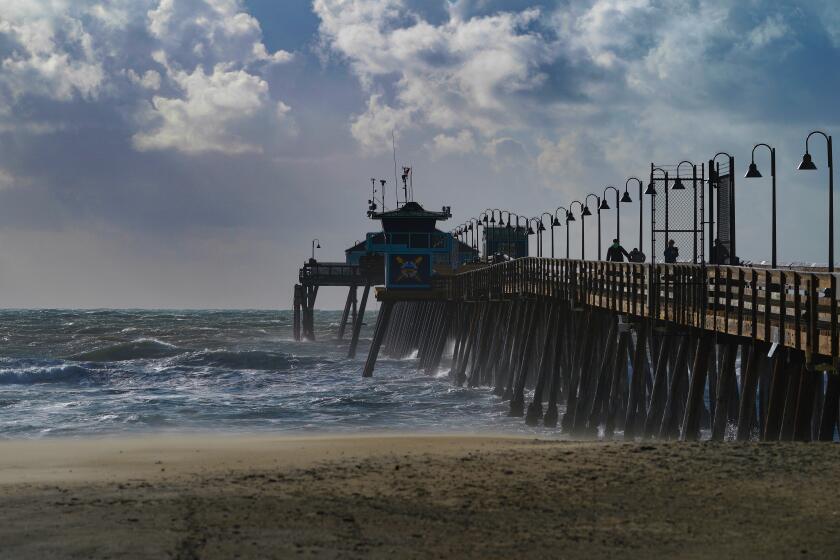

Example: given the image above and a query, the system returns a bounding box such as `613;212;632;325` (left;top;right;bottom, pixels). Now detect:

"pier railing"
446;257;839;361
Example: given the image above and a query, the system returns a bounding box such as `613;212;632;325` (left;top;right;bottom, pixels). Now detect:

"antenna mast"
392;130;400;208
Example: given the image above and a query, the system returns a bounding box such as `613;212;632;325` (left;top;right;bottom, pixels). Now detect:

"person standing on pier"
710;238;730;265
664;239;679;263
606;239;630;262
628;247;645;262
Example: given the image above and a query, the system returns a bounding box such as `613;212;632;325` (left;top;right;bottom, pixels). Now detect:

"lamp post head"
599;199;610;210
745;162;762;178
316;242;321;248
490;214;496;224
538;222;546;232
527;226;535;235
644;182;657;195
582;206;592;217
468;223;473;231
506;221;512;229
552;216;561;227
566;212;576;222
620;190;633;203
798;152;817;170
672;177;686;190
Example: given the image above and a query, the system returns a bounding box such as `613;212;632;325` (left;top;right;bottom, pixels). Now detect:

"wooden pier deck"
363;258;840;442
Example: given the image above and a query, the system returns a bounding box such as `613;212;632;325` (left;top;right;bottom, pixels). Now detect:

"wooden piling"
604;331;630;439
643;325;673;439
681;332;713;442
624;323;649;440
347;284;370;359
337;285;356;340
735;342;761;441
819;371;840;441
711;338;739;441
659;331;690;440
362;300;394;378
526;305;559;426
292;284;302;342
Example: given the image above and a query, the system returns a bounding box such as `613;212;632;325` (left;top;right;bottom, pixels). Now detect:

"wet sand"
1;434;839;558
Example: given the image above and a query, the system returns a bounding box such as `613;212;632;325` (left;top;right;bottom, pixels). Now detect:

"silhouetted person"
710;238;730;265
628;248;645;263
606;239;630;262
664;239;678;263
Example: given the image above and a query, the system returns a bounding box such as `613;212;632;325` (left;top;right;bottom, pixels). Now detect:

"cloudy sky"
1;0;839;308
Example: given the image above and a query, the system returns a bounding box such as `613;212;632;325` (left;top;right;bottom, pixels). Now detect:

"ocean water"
0;309;548;439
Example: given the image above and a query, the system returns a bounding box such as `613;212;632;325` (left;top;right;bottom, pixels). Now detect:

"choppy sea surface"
0;310;549;439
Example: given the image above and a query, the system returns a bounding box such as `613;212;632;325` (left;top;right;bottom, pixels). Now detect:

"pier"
291;147;840;443
362;258;840;441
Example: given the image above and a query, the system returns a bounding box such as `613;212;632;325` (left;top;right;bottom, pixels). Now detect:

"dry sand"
1;434;839;559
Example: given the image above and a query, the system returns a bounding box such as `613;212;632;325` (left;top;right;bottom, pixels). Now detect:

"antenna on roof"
401;167;410;204
392;130;400;208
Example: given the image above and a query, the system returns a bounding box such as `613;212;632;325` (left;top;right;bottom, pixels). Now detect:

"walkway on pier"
293;259;382;359
362;258;840;442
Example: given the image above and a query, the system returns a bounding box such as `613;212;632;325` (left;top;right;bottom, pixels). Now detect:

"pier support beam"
363;300;394;378
337;285;356;340
681;332;713;442
293;284;303;342
348;284;370;359
819;370;840;440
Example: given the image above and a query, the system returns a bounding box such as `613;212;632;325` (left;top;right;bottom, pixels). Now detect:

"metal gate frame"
649;162;706;267
708;153;737;264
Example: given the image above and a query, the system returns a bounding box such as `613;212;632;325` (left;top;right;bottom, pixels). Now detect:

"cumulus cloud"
315;0;555;152
316;0;831;177
0;5;105;101
349;94;412;152
0;0;294;154
126;69;162;90
132;63;274;154
147;0;293;67
430;130;476;158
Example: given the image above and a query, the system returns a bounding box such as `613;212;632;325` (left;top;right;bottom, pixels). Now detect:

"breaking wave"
0;363;93;385
68;339;181;362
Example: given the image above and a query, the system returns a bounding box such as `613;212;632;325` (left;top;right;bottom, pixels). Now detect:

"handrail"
442;257;840;361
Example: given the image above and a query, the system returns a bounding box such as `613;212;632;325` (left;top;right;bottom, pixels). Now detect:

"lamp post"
570;200;586;259
311;238;321;260
600;186;622;244
501;211;517;258
479;212;490;261
528;217;540;256
585;193;600;260
555;206;571;259
745;143;777;268
798;130;834;272
470;218;481;259
501;211;512;259
486;209;504;261
625;178;642;253
647;168;665;267
540;212;554;258
463;222;473;251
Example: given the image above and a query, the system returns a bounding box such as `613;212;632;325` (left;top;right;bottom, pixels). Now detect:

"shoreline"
2;434;840;558
0;432;538;484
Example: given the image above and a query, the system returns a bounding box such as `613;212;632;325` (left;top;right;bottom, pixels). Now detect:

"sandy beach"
1;434;839;559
